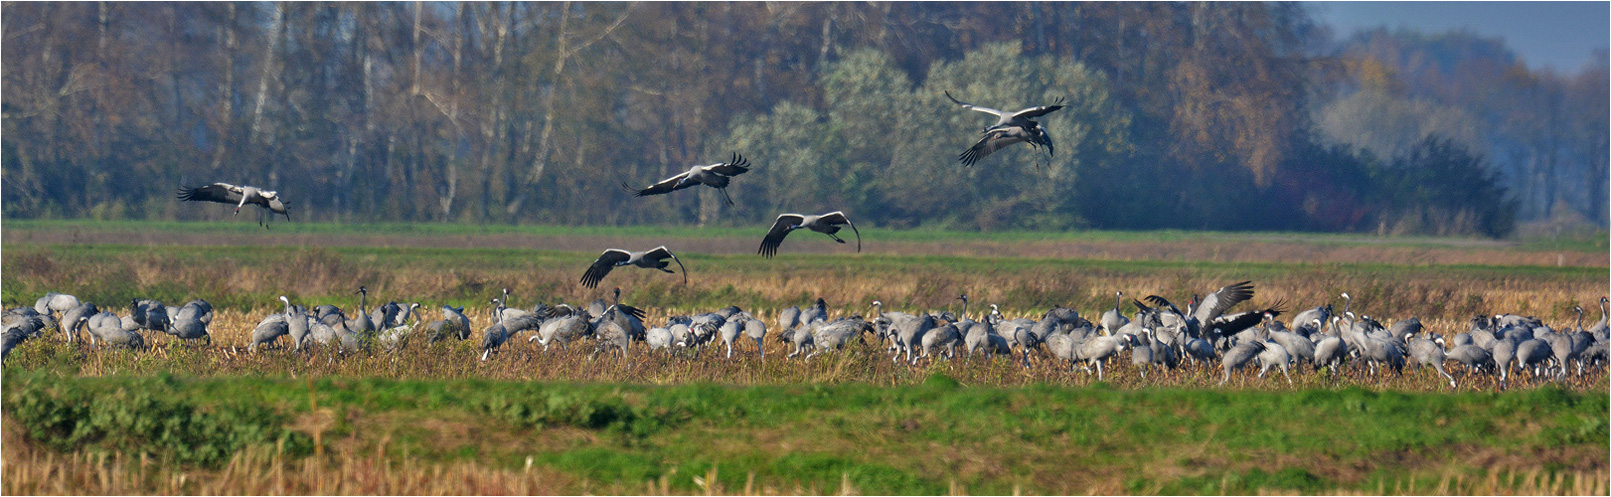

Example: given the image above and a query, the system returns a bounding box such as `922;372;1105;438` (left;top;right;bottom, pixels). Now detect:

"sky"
1311;1;1609;73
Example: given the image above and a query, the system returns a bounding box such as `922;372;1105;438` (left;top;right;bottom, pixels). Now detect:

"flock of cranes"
6;284;1606;389
175;92;1063;287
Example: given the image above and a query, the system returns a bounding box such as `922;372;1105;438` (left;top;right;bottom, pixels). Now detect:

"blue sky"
1311;1;1609;73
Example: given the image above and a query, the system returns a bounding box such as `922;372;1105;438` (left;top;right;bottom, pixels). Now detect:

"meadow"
2;220;1607;495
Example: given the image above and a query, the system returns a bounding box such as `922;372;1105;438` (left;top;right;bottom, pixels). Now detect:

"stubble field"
1;220;1607;495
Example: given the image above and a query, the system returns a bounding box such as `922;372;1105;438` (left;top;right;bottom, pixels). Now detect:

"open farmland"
2;221;1608;495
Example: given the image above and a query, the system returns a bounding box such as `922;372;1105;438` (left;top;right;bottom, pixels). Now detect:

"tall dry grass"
4;243;1604;328
5;431;1604;496
1;434;572;495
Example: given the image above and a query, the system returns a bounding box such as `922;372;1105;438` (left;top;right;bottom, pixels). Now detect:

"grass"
3;374;1606;495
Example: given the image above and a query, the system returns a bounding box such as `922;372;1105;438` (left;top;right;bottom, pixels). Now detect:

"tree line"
3;2;1602;237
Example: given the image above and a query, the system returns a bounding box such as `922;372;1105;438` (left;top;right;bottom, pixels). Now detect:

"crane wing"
821;211;861;252
958;128;1028;166
759;214;805;258
625;170;695;197
500;309;544;334
944;91;1005;117
265;195;291;220
1008;97;1066;120
1192;281;1255;325
616;304;647;321
580;249;631;289
705;153;752;176
177;183;243;204
646;246;688;285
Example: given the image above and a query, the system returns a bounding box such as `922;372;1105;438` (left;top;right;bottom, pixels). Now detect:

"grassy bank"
3;373;1605;495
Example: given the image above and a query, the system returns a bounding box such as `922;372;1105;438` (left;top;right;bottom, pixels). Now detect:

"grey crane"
667;322;695;349
530;306;592;352
1143;280;1258;340
279;296;311;350
1491;338;1518;386
59;302;99;343
1589;297;1609;336
425;305;472;343
804;318;872;360
742;315;768;357
2;311;48;358
1445;344;1493;375
1405;334;1457;387
1180;335;1218;366
1265;313;1315;368
129;299;171;335
311;310;362;352
786;320;817;359
1343;315;1406;377
168;300;213;345
3;307;52;332
580;246;687;289
1389;317;1423;341
1219;340;1267;385
1289;305;1331;337
177;182;291;226
890;313;938;364
962;309;1002;359
377;303;422;350
919;323;962;363
758;211;862;258
1101;291;1129;336
800;298;830;324
591;288;647;343
2;325;31;360
481;307;510;361
1255;340;1295;385
777;306;802;341
34;292;82;318
944;91;1063;166
1044;332;1078;371
86;312;146;349
1075;333;1131;381
1129;329;1170;379
349;287;376;335
646;326;674;352
1514;339;1554;380
623;153;752;206
957;125;1055;167
250;313;289;352
490;297;545;339
719;319;744;358
589;305;632;361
